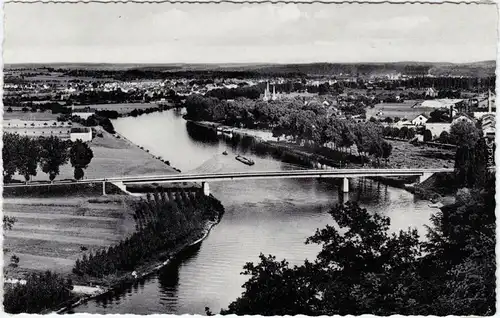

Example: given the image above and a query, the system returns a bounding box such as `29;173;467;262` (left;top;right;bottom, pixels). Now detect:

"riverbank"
4;189;224;314
56;207;223;314
190;120;454;170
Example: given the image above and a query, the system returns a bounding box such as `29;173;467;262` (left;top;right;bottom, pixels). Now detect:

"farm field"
366;100;435;120
3;111;60;121
3;195;137;277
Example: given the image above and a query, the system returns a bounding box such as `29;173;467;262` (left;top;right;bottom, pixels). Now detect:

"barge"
235;155;255;166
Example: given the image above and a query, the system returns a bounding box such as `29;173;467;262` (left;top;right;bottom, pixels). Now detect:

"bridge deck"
4;168;454;188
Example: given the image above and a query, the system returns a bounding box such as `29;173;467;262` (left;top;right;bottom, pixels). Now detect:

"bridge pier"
340;191;349;204
202;182;210;196
342;177;349;193
418;172;433;184
102;181;106;196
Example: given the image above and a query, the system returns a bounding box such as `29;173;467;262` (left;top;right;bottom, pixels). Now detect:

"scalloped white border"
0;1;498;317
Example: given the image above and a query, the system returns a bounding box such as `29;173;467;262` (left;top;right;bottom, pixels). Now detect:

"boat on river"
235;155;255;166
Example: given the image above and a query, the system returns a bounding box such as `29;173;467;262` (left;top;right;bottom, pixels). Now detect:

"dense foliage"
221;172;495;315
382;126;416;140
185;95;391;165
3;133;73;182
72;190;223;278
450;120;492;188
4;271;74;314
57;113;116;134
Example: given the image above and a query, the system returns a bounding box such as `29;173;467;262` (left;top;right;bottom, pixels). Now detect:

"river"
72;109;438;315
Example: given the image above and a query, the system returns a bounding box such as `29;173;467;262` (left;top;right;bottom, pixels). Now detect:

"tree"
39;136;70;181
17;136;41;183
449;120;480;149
3;216;17;231
382;141;393;164
450;121;485;188
69;140;94;180
423;129;433;142
3;133;20;182
439;131;450;144
222;202;423;316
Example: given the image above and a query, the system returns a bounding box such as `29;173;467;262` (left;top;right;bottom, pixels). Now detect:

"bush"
423;129;433;142
4;271;73;313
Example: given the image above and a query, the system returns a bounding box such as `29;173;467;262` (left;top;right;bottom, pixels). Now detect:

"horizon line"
5;60;496;66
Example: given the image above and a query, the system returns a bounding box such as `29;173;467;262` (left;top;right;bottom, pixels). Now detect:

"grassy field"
366;100;436;120
3;111;60;121
11;129;176;183
385;140;455;169
3;195;137;277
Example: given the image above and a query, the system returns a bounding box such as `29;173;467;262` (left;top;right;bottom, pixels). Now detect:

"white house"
393;119;415;129
411;114;428;126
425;123;451;138
70;127;93;142
451;114;474;125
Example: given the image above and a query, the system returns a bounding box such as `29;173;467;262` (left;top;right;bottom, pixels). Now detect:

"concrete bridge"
5;168;453;195
93;168;453;195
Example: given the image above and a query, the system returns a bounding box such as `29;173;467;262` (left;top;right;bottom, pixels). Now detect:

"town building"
70;127;93;142
4;119;72;139
425;122;451;138
411;114;428;126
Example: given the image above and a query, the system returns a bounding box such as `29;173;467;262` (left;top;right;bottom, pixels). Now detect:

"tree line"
72;190;224;279
3;133;94;182
185;95;391;165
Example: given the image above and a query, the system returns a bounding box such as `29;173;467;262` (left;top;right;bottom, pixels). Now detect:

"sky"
3;3;499;64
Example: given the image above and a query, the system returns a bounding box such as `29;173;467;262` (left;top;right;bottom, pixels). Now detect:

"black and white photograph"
2;1;497;315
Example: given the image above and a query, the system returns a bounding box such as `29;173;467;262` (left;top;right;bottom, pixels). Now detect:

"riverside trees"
184;95;392;164
72;190;224;279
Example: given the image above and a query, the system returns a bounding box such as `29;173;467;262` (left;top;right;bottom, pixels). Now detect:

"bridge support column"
340;191;349;204
102;181;106;196
342;177;349;193
202;182;210;196
418;172;433;184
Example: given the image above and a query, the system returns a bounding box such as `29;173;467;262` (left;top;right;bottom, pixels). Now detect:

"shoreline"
54;214;221;314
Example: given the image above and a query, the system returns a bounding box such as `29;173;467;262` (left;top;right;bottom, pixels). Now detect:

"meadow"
366;100;435;120
3;196;137;277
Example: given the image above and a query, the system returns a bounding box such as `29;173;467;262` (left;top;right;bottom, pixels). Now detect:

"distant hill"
5;61;496;78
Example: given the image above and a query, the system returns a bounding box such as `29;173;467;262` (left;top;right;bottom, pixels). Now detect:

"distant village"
3;67;496;144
